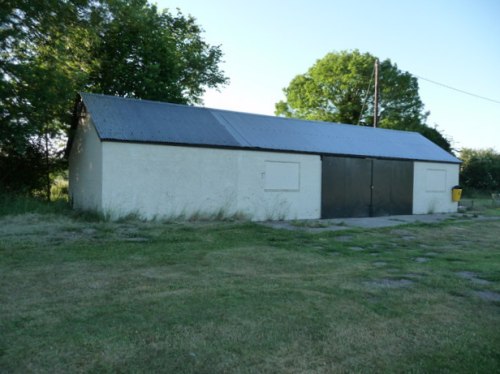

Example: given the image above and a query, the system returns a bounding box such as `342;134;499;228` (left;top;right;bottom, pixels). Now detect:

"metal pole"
369;159;374;217
373;58;379;128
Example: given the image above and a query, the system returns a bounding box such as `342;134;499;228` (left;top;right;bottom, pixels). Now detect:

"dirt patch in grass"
0;213;162;247
424;251;439;257
364;278;414;288
389;229;413;237
404;273;427;279
473;290;500;302
350;246;365;251
456;271;491;285
401;235;416;241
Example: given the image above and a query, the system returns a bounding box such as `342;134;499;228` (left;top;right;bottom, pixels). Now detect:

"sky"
155;0;500;152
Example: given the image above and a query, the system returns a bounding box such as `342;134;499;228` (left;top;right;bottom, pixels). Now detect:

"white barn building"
68;93;461;221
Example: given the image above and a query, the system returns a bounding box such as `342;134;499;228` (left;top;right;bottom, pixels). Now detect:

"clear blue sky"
155;0;500;151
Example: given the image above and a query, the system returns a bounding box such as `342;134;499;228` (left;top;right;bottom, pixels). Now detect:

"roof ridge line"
79;91;201;110
79;92;430;138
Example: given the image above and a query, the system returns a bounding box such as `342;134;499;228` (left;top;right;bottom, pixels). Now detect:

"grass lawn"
1;206;499;372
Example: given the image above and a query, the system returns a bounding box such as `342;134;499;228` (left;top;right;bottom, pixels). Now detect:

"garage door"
321;156;413;218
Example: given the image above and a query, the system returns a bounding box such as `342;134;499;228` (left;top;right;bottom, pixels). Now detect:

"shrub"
460;148;500;191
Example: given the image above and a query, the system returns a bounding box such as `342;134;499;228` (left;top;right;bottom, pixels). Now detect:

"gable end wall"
68;116;103;211
413;161;459;214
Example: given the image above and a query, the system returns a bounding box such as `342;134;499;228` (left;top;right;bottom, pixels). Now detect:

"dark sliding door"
321;156;413;218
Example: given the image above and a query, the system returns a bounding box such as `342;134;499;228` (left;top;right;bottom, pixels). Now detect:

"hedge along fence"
460;148;500;192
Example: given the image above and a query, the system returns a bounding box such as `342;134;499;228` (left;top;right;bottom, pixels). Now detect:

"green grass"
0;207;499;372
460;197;500;216
0;193;71;217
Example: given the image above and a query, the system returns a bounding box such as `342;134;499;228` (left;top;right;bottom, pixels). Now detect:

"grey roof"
79;92;460;164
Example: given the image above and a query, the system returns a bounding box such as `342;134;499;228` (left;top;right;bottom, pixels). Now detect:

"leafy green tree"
460;148;500;191
1;0;228;197
276;50;452;152
0;0;93;195
90;0;227;104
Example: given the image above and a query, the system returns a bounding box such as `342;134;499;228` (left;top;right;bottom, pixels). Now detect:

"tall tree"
0;0;94;195
90;0;227;104
276;50;452;152
1;0;228;196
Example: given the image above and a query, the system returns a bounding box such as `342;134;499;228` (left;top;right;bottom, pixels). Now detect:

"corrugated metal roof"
79;92;460;164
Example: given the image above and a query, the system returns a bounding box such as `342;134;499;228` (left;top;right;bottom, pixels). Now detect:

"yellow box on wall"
451;186;462;202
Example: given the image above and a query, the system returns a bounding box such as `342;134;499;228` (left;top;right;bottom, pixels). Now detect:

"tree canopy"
276;50;452;152
0;0;228;196
90;0;227;103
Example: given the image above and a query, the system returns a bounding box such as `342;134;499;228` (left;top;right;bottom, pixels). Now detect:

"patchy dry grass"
460;196;500;217
0;211;499;373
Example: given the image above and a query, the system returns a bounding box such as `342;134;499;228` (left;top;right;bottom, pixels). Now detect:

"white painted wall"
68;123;460;220
236;151;321;220
100;143;321;220
68;116;102;211
413;161;460;214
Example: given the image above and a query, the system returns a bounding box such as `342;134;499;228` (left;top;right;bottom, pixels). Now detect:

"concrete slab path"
261;213;499;232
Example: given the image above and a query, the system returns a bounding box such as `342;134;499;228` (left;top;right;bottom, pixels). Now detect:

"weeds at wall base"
0;192;254;223
0;193;70;217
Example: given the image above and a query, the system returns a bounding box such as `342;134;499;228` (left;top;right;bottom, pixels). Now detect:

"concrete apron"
262;213;498;232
